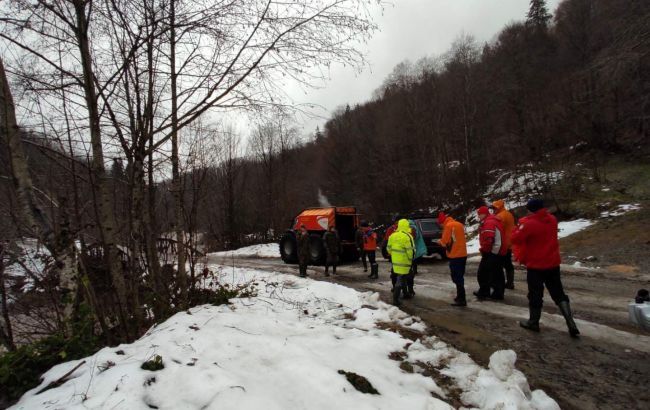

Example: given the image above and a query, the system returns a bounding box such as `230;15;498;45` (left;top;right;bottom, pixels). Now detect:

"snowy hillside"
459;168;642;255
11;266;558;410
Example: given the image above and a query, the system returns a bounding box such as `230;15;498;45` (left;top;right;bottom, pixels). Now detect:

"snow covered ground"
11;266;558;410
3;239;50;294
208;243;280;259
599;203;641;218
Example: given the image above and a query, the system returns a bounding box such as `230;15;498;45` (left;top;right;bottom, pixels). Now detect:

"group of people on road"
437;198;579;337
294;198;580;337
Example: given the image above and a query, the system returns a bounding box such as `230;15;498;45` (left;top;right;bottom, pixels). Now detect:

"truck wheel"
279;232;298;264
308;234;326;265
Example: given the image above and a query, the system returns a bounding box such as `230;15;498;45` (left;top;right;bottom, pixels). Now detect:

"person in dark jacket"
473;206;507;300
323;225;340;277
297;225;310;277
512;199;580;337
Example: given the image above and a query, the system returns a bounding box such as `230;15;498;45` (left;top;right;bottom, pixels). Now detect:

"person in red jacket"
512;199;580;337
473;206;507;300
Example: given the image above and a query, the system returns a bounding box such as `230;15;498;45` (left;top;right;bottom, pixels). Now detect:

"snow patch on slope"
208;243;279;259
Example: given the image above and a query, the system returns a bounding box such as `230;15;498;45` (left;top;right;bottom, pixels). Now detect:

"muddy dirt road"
208;254;650;410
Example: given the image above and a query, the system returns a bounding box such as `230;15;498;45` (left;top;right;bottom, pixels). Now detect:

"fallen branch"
37;360;86;394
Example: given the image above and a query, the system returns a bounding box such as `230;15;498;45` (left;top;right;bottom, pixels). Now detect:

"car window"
418;220;438;232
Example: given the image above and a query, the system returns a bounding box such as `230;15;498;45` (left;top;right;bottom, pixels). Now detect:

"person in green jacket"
387;219;415;306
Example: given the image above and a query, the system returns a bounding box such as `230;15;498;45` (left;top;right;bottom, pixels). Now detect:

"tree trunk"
73;1;132;339
170;0;187;309
0;244;16;351
0;58;80;335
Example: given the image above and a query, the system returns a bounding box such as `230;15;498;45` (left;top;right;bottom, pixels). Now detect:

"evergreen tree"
526;0;552;28
315;126;324;143
110;158;125;180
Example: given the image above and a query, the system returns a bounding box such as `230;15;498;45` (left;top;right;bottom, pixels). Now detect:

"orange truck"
279;206;360;264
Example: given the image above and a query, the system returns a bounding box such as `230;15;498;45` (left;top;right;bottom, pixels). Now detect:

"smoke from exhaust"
317;188;332;207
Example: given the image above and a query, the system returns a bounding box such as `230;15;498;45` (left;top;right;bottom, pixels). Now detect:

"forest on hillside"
0;0;648;373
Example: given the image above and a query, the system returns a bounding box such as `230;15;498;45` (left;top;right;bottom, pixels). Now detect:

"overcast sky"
286;0;562;138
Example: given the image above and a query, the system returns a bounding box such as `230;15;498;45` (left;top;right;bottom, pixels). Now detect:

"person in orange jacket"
437;212;468;306
492;200;516;290
357;220;379;278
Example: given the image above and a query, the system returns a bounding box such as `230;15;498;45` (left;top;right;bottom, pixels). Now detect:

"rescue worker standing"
473;206;507;300
512;199;580;337
297;224;310;278
323;225;340;277
492;200;516;290
357;221;379;279
387;219;415;306
437;212;468;307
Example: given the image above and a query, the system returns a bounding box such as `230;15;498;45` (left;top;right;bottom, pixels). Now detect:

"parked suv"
413;217;446;258
381;215;446;259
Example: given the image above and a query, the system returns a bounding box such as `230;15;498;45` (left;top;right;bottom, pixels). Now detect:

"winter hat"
437;212;447;225
477;206;490;217
526;198;544;213
636;289;650;304
360;220;369;227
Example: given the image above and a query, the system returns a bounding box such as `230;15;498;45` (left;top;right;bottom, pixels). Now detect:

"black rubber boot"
371;263;379;279
324;267;330;277
473;290;488;301
520;307;542;332
558;301;580;338
299;265;308;277
332;266;337;275
451;284;467;307
505;268;515;290
392;284;401;306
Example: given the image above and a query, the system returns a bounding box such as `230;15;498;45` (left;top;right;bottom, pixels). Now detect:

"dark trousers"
391;270;414;296
526;267;569;309
361;250;376;270
449;257;467;285
325;252;338;274
405;271;414;295
503;250;514;286
491;254;505;298
476;253;502;297
299;259;308;277
393;274;408;304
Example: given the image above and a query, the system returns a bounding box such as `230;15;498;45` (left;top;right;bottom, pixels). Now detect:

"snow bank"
11;266;557;410
600;203;641;218
208;243;279;259
557;219;594;238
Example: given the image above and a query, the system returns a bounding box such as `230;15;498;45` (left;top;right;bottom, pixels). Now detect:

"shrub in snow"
141;355;164;371
337;370;379;394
